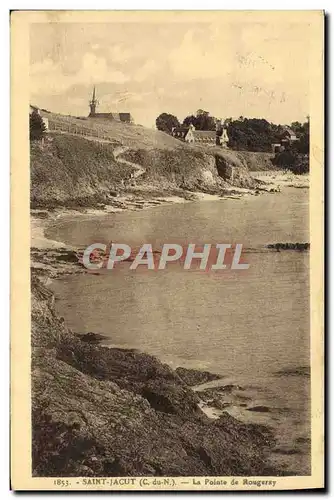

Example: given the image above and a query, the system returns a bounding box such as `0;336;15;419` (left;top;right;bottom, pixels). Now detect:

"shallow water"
47;187;310;474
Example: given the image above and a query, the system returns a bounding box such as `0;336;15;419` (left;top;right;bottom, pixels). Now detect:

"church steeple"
89;86;98;116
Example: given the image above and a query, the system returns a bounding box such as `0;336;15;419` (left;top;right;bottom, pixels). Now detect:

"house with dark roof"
184;124;229;147
281;126;298;144
88;87;134;124
271;126;299;152
185;128;217;145
171;126;190;141
184;124;216;145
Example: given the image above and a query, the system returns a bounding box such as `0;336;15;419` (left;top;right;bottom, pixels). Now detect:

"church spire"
89;86;98;116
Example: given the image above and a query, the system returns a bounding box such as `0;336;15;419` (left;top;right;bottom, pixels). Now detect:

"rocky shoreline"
31;271;286;477
30;201;283;476
30;175;310;477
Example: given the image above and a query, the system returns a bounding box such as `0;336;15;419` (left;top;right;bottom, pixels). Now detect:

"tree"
182;109;216;131
196;109;208;116
290;121;303;135
288;119;309;154
298;125;309;154
183;115;197;127
272;149;309;174
227;117;280;152
272;116;310;173
195;112;216;131
297;119;310;154
155;113;180;134
30;110;46;141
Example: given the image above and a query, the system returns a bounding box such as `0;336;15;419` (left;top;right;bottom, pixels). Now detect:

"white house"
220;128;229;148
185;123;229;147
184;124;216;145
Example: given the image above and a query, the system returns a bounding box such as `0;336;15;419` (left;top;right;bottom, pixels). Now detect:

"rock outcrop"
175;367;223;387
31;274;279;477
30;132;267;209
214;151;261;189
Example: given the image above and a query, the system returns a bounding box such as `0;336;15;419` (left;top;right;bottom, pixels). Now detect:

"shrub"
272;149;309;174
30;110;46;141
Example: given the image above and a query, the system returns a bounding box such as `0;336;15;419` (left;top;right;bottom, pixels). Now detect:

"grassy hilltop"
30;112;275;208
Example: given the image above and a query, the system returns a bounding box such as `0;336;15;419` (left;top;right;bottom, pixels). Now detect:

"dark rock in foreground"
175;367;223;387
31;275;280;478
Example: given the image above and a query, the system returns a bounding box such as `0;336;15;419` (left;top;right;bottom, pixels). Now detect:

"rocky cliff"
30;131;268;209
31;273;279;477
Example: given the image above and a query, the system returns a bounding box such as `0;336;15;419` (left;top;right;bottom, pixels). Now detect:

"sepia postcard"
11;10;324;491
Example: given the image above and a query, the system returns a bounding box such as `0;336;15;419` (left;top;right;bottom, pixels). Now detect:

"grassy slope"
31;112;274;208
235;151;277;171
43;112;184;150
31;134;134;207
119;147;220;189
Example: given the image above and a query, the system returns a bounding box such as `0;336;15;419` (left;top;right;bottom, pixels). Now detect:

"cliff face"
119;147;223;190
215;151;261;188
233;151;277;172
31;274;278;477
30;132;267;209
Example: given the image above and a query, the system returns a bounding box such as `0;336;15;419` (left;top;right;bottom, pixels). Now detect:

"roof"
282;126;297;136
118;113;133;122
190;130;217;141
91;112;133;122
173;126;189;132
92;112;115;119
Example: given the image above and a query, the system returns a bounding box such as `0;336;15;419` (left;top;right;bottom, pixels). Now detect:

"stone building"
88;87;133;124
185;125;217;145
184;122;229;147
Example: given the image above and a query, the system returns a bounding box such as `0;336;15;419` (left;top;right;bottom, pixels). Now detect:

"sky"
30;20;311;128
